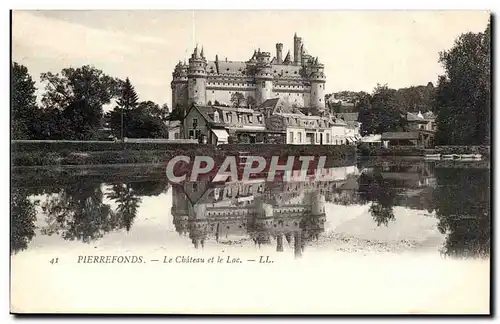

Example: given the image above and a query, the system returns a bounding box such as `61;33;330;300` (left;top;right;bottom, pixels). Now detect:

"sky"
12;10;490;108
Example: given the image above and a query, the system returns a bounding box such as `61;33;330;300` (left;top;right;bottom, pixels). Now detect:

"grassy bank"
11;141;357;167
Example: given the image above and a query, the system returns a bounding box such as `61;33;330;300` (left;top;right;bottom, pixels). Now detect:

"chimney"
276;43;283;64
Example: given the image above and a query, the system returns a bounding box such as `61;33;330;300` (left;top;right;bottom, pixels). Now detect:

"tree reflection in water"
358;172;397;227
106;183;141;232
40;183;119;243
11;188;37;255
433;168;490;258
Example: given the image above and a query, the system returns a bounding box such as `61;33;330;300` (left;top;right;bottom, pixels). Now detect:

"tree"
166;104;185;122
11;62;38;139
395;84;436;113
40;65;121;139
356;85;406;135
357;94;374;136
107;77;139;138
11;188;37;254
117;78;139;111
230;92;245;108
370;84;406;134
108;99;169;139
246;96;256;108
435;19;490;146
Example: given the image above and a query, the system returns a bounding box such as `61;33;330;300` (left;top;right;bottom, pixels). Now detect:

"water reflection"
10;188;37;254
172;179;328;258
10;161;490;259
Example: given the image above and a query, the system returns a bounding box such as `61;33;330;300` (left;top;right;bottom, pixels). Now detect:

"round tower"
254;51;273;105
187;46;207;106
310;190;326;216
294;33;302;65
309;57;326;110
171;61;189;109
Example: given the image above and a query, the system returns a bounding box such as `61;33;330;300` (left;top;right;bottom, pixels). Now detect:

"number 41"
50;258;59;264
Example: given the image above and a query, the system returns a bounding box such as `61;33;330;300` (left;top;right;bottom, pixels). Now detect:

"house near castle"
381;111;437;148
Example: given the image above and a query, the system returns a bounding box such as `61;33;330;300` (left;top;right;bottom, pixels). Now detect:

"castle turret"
171;61;189;109
188;45;207;105
308;57;326;110
254;51;273;105
276;43;283;64
294;33;302;65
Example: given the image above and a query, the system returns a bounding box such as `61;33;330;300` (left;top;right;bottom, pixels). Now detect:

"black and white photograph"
9;9;491;314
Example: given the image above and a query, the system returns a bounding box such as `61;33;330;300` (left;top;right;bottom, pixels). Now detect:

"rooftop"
381;132;420;140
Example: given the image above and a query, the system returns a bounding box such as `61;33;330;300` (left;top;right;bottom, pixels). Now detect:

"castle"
171;33;326;111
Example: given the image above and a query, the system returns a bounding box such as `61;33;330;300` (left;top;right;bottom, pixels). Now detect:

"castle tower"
309;57;326;110
276;234;284;252
311;190;326;216
187;45;207;106
293;33;302;65
276;43;283;64
171;61;189;109
254;51;273;105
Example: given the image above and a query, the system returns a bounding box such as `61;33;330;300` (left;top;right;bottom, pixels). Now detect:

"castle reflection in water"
171;166;359;258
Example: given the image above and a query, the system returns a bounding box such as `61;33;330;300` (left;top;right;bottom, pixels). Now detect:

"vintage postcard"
10;10;491;314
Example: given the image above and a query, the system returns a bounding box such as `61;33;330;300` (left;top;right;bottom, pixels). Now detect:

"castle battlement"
171;34;326;110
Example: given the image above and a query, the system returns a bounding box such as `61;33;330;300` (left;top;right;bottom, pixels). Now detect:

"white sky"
12;10;490;108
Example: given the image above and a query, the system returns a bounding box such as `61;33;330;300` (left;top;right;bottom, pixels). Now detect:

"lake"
10;159;491;314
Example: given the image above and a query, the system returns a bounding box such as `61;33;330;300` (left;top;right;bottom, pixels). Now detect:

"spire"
200;46;204;59
193;44;198;58
284;50;291;64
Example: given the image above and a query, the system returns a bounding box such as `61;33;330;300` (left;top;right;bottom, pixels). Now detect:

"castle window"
248;115;253;123
257;115;263;123
212;90;215;93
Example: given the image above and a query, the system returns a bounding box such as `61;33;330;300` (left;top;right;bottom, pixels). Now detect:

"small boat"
424;154;441;159
452;154;461;160
442;154;454;160
460;154;482;160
